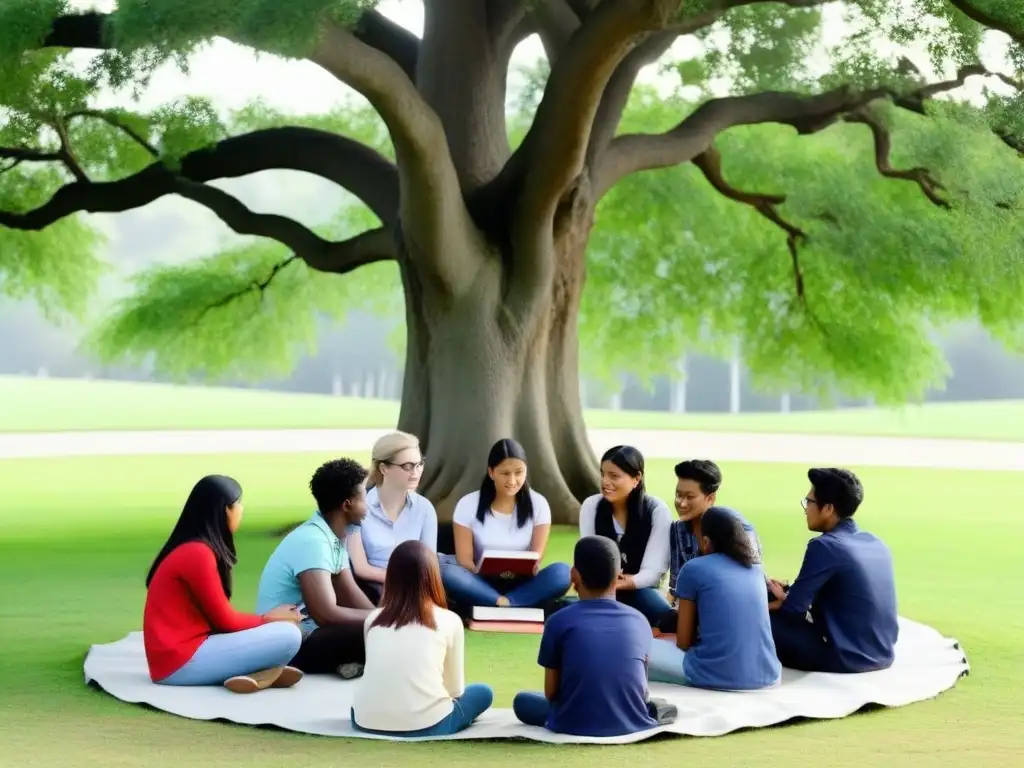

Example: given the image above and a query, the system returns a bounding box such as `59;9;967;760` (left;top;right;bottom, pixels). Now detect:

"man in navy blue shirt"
512;536;659;737
769;467;899;673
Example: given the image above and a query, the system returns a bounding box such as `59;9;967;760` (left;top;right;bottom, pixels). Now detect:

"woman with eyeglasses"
347;431;438;605
440;438;571;615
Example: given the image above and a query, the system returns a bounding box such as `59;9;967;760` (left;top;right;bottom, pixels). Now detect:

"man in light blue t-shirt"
255;458;375;677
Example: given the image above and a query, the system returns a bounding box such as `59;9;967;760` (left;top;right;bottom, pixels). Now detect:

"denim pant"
617;587;673;626
645;636;689;686
512;691;551;728
351;684;494;737
439;557;571;608
158;622;303;685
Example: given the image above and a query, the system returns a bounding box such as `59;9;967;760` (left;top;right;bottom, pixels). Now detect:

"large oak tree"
1;0;1023;521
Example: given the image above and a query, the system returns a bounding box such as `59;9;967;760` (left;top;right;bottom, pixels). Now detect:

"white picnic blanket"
83;617;968;743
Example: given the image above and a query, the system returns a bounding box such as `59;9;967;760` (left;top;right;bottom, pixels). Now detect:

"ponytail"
365;459;385;491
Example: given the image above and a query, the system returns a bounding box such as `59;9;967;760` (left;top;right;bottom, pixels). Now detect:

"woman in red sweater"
143;474;304;693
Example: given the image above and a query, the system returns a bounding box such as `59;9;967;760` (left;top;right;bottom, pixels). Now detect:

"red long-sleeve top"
142;541;266;682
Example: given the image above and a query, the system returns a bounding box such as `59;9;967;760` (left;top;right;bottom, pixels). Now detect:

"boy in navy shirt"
769;467;899;673
512;536;659;737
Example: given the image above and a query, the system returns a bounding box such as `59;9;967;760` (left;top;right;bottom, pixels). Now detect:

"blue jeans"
351;683;494;737
617;587;673;626
440;557;571;608
512;691;550;728
645;636;689;685
158;622;303;685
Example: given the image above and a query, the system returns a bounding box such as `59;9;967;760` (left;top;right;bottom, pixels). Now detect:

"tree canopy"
2;0;1024;404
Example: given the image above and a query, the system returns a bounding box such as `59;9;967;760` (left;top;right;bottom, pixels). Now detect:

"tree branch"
693;146;806;267
0;161;394;273
0;147;63;164
489;0;530;57
842;108;950;208
39;9;424;77
311;18;482;291
594;65;1000;198
2;126;400;227
519;0;680;221
692;146;832;335
947;0;1024;44
528;0;582;63
585;1;831;170
417;1;512;190
352;10;420;82
177;128;400;227
195;226;392;322
67;110;160;156
586;29;680;165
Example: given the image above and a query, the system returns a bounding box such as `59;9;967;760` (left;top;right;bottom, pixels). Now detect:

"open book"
477;549;539;577
471;606;545;623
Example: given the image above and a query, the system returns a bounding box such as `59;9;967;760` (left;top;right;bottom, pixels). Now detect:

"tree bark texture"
395;203;600;524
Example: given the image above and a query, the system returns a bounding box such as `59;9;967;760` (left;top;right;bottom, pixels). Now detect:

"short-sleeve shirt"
357;487;438;568
672;553;781;691
451;489;552;565
668;506;762;594
537;598;658;737
255;511;348;631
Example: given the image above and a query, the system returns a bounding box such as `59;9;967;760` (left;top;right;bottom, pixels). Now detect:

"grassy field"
1;451;1020;766
3;374;1024;440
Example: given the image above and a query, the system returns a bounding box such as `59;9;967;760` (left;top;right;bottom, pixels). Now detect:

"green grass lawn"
3;374;1024;441
1;451;1021;766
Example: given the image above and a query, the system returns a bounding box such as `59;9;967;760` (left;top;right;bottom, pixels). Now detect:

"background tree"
1;1;1023;521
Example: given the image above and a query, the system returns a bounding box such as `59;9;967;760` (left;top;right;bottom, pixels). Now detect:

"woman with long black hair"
578;445;674;625
440;438;571;611
646;506;781;690
143;475;304;693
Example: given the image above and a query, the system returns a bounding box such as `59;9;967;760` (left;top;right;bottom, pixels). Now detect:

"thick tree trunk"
395;225;600;526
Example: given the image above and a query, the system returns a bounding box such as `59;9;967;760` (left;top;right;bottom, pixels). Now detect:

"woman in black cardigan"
577;445;673;625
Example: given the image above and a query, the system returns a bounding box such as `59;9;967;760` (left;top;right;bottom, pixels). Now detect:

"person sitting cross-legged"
646;506;782;691
578;445;674;626
351;539;494;737
440;438;571;615
347;431;438;605
255;458;376;679
769;468;899;674
657;459;768;632
144;475;304;694
512;535;660;738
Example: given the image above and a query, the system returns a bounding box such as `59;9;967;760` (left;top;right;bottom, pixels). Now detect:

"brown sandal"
223;667;285;694
271;666;303;689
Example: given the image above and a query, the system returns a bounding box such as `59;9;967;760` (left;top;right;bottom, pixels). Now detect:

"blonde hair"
366;431;421;490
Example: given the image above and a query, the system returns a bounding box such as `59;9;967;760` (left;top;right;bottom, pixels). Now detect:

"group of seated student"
141;431;898;737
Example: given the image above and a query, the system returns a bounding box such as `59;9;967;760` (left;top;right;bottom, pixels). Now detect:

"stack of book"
466;550;546;633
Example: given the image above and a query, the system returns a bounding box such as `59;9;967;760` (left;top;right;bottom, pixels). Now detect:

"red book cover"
477;549;539;578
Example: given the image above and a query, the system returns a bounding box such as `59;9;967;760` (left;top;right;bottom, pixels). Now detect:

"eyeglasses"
800;497;818;511
388;459;426;472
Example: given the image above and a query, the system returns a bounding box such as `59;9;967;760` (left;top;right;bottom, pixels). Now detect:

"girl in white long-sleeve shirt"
578;444;674;626
351;540;493;737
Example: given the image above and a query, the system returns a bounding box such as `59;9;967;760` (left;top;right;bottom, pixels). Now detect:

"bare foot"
496;596;510;607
